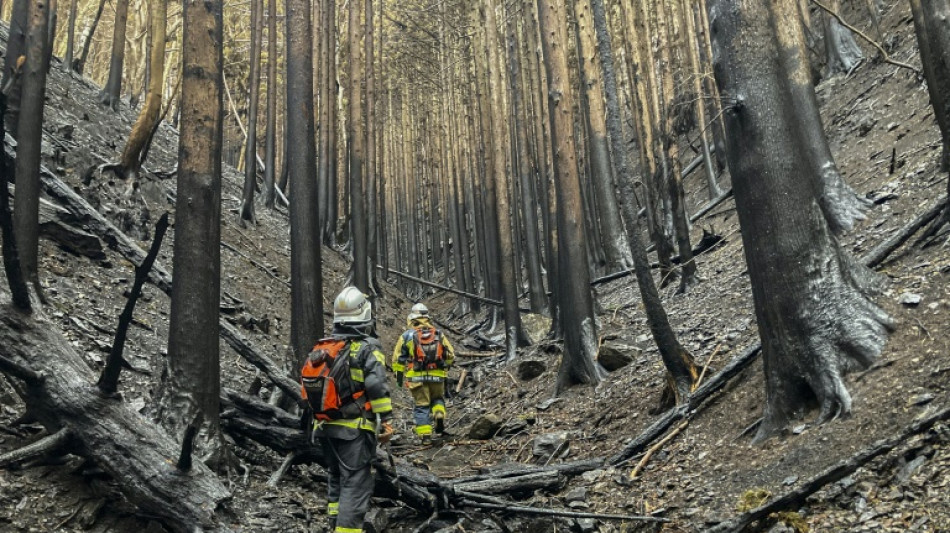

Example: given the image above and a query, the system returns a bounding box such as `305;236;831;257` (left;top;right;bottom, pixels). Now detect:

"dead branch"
0;427;72;468
863;198;948;268
267;451;299;487
0;354;44;384
810;0;921;76
377;265;504;307
456;500;670;522
629;419;689;479
706;406;950;532
98;213;169;395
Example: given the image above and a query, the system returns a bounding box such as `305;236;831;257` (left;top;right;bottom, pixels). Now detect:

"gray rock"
537;398;562;411
909;392;935;406
468;414;503;440
564;486;588;504
500;417;529;435
533;431;570;458
521;313;553;345
597;344;640;372
517;359;546;381
572;518;598;533
899;292;922;306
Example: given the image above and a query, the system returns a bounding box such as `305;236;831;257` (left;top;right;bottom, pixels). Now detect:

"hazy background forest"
1;0;949;532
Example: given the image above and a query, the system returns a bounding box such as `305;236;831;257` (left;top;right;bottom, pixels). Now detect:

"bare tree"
99;0;131;110
823;0;864;76
12;0;51;298
153;0;225;458
909;0;950;234
117;0;168;180
62;0;79;72
349;0;369;291
536;0;602;390
2;0;29;138
76;0;107;75
286;0;324;358
710;0;893;442
588;0;700;404
263;0;278;208
240;0;264;223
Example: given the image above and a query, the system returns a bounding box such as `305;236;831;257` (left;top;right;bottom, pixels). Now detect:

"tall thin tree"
536;0;602;390
263;0;278;208
241;0;265;223
100;0;131;110
154;0;225;455
286;0;323;358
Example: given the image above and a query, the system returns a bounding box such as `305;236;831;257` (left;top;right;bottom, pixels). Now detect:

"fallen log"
705;405;950;533
0;305;231;532
378;265;504;308
864;198;948;268
457;500;670;523
452;470;564;495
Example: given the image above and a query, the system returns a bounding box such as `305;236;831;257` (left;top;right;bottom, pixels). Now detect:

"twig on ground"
629;419;689;479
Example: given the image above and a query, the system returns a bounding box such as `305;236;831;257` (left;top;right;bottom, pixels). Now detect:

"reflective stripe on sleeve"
350;367;364;382
369;398;392;413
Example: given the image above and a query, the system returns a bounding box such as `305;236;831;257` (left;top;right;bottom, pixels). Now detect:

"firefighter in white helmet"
391;303;455;443
306;287;393;532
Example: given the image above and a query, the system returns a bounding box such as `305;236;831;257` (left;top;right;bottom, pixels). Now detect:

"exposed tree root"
0;426;72;468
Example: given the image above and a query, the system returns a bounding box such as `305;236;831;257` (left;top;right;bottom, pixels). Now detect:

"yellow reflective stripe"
370;398;392;413
324;418;376;431
415;424;433;435
350;368;364;382
335;528;362;533
392;362;406;373
327;502;339;516
349;342;362;355
373;349;386;364
406;369;447;379
431;404;446;416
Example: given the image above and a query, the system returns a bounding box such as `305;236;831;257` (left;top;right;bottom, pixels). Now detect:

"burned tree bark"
12;0;51;297
118;0;167;180
240;0;264;224
0;308;231;532
263;0;278;208
822;0;864;76
909;0;950;234
775;0;870;234
537;0;602;390
348;0;369;292
709;0;894;442
99;0;130;110
285;0;323;359
1;0;29;138
587;0;700;404
153;0;225;454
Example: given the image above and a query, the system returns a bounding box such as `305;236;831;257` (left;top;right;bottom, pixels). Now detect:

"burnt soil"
2;1;950;532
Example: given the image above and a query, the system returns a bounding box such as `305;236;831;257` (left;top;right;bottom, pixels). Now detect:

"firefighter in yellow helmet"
391;303;455;442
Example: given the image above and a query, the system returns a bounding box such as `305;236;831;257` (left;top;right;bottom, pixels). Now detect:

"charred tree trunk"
263;0;278;208
0;308;231;532
348;0;369;291
709;0;894;442
505;5;547;314
99;0;130;110
822;0;864;76
12;0;51;296
62;0;78;72
323;0;340;245
484;0;529;357
537;0;602;390
118;0;167;180
240;0;264;224
75;0;106;75
776;0;870;234
588;0;700;404
909;0;950;232
366;0;379;291
574;0;633;273
0;96;30;311
153;0;225;456
286;0;323;359
2;0;29;138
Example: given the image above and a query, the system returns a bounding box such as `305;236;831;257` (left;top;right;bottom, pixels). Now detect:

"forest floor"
2;1;950;532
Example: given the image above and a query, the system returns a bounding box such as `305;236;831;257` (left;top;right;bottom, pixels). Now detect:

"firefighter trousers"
408;380;446;436
319;432;376;533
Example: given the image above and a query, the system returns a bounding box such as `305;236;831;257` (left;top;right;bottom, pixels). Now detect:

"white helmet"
333;287;372;325
407;303;429;321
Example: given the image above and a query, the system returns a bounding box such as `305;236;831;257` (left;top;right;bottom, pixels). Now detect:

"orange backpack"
411;327;446;371
300;338;368;421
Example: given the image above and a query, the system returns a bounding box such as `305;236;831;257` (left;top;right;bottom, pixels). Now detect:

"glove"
378;422;394;445
395;372;404;388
